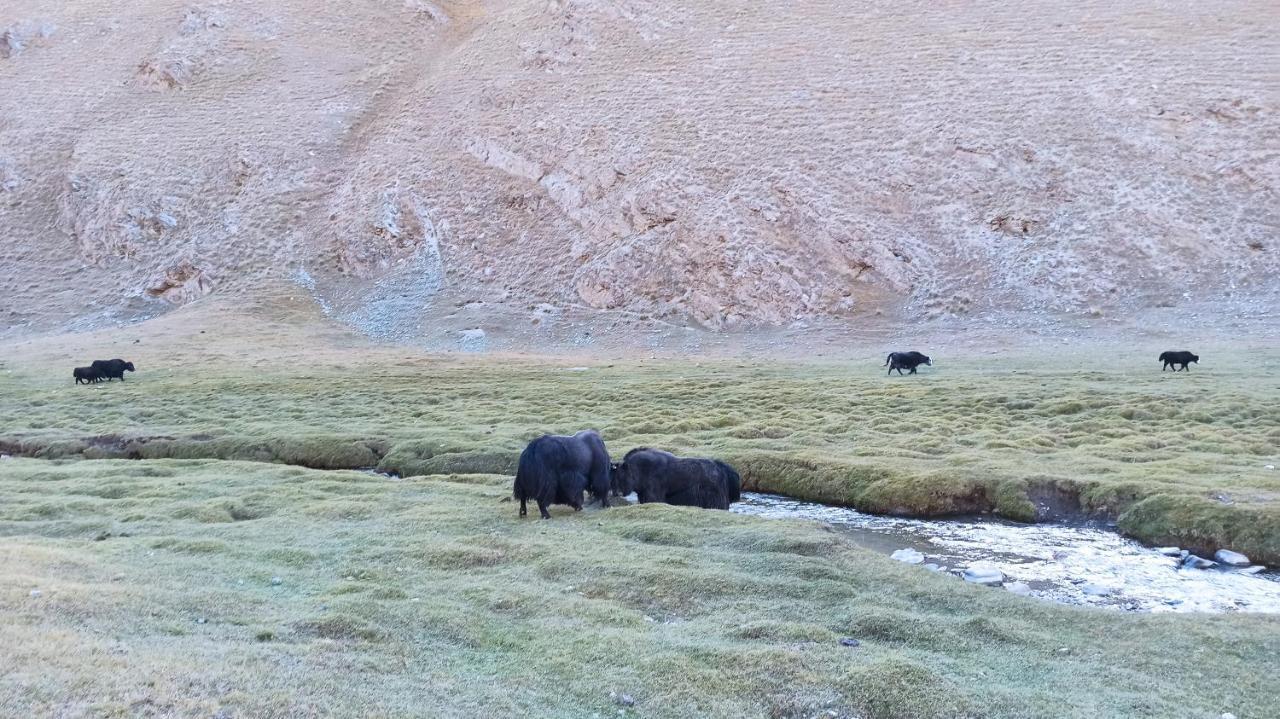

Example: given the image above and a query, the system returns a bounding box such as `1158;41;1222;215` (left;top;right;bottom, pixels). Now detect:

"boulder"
1156;547;1182;557
1182;554;1217;570
1213;549;1250;567
1005;582;1032;596
890;548;925;565
962;564;1004;586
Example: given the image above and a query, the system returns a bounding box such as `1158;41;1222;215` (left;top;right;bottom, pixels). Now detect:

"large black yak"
91;358;135;381
1159;350;1199;372
884;351;931;376
513;430;612;519
612;448;741;510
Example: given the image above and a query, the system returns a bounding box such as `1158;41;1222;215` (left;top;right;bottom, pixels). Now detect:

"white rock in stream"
962;564;1004;585
1005;582;1032;596
1156;547;1182;557
1238;566;1266;575
1214;550;1250;567
1082;583;1117;596
1182;555;1217;569
890;548;925;564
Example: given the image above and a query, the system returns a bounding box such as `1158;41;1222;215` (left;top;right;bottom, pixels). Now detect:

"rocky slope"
2;0;1277;340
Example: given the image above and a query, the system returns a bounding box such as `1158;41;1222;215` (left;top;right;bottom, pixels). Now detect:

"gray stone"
922;563;942;572
28;589;41;598
1005;582;1032;596
839;637;860;647
1213;549;1250;567
609;692;636;707
962;564;1004;585
1238;566;1266;575
270;576;283;586
890;548;925;564
1156;547;1182;557
1182;554;1217;569
1082;583;1115;597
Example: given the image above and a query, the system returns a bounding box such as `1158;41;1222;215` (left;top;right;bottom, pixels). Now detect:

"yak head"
609;462;634;496
124;361;136;372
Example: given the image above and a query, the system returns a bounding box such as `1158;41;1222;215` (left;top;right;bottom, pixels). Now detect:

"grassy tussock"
1;458;1278;718
1;355;1278;562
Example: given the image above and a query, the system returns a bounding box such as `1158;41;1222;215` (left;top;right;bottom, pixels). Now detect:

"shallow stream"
731;492;1280;613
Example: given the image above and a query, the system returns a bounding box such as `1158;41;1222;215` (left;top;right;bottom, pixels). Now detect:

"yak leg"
909;367;918;374
519;498;527;518
537;499;552;519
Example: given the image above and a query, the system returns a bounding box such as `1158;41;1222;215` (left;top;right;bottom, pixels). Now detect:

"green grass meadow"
2;458;1278;718
2;346;1279;717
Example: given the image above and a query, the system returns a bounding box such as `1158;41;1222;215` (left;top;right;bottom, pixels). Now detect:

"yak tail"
883;353;893;366
715;461;742;503
513;442;548;500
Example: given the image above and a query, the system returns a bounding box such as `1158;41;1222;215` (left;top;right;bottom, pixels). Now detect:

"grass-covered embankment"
2;457;1278;718
1;353;1278;562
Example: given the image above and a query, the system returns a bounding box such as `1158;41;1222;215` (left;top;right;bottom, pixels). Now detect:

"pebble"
196;617;207;624
890;548;925;564
1221;713;1237;719
1005;582;1032;596
29;589;42;598
962;564;1004;586
839;637;861;647
1213;550;1250;567
609;692;636;707
1156;547;1182;557
271;576;283;586
1182;555;1217;570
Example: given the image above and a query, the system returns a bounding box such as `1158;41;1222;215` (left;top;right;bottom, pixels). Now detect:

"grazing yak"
884;351;931;376
1159;350;1199;372
91;358;135;381
73;366;101;384
513;430;612;519
612;448;741;510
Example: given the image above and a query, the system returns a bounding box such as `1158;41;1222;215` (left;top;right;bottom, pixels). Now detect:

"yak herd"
63;346;1201;518
513;430;741;519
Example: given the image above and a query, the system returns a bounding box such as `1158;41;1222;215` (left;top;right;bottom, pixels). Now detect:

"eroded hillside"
2;0;1277;339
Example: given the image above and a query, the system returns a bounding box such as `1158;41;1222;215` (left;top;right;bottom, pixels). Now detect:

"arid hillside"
2;0;1277;342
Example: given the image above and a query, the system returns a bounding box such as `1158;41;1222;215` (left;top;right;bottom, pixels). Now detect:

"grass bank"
1;352;1278;563
2;457;1278;718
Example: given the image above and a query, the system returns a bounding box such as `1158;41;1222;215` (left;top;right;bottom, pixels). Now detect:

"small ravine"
731;492;1280;614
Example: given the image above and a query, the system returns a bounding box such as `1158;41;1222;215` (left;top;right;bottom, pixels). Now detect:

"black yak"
73;366;101;385
91;358;135;381
884;351;931;376
513;430;612;519
1159;350;1199;372
613;448;741;510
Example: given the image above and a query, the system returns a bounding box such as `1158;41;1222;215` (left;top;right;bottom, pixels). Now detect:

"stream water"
731;492;1280;613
